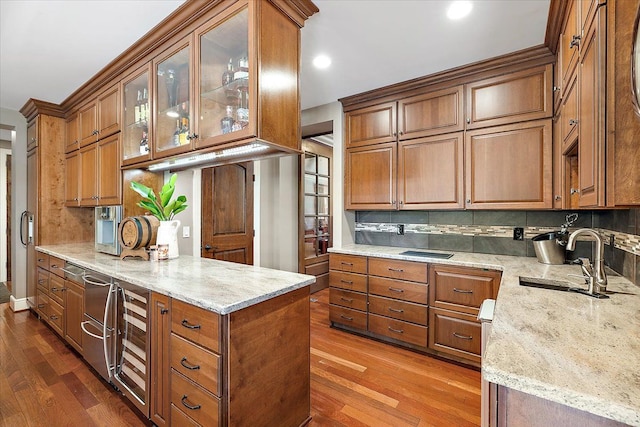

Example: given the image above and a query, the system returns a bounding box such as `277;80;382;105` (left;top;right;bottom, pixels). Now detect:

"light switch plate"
182;226;190;238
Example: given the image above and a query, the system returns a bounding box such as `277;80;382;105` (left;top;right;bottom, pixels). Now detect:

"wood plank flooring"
0;289;480;426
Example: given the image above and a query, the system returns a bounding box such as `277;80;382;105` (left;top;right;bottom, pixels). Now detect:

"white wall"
0;147;10;282
173;169;200;257
301;101;354;248
0;108;27;310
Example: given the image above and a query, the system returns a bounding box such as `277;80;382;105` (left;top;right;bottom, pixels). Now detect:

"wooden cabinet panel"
328;271;367;292
560;73;579;151
37;268;49;292
368;313;427;348
552;116;565;209
345;142;396;210
397;86;464;139
429;308;481;363
345;102;396;148
368;276;428;305
398;133;464;209
97;83;120;138
64;279;83;354
329;288;367;311
171;371;220;427
65;151;80;207
48;299;64;336
429;265;500;314
465;119;553;209
466;64;553;129
578;7;606;207
368;295;428;326
368;258;428;283
27;118;38;151
36;288;49;318
79;144;98;206
151;292;171;427
79;101;98;147
171;333;221;397
36;253;49;270
329;305;367;330
170;404;201;427
48;274;65;305
329;254;367;274
171;299;220;353
560;0;579;98
97;134;121;205
65;113;79;153
48;256;65;278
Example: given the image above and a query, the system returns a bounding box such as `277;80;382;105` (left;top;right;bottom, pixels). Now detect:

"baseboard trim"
10;296;29;312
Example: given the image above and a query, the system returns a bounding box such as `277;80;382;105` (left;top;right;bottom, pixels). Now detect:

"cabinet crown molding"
20;98;66;122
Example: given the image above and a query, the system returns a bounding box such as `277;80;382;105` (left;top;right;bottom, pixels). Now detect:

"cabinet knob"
31;137;37;143
555;195;562;201
187;133;198;141
569;119;578;126
553;86;560;92
569;34;581;49
466;118;471;124
466;199;471;204
160;308;169;314
570;188;580;195
92;130;99;136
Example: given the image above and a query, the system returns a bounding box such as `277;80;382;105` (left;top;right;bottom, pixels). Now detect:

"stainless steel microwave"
95;206;122;255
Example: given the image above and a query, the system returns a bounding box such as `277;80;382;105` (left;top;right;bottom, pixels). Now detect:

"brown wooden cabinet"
79;83;121;147
27;117;38;151
78;100;98;148
559;0;580;99
465;119;553;209
78;133;122;206
428;264;501;366
345;102;396;148
65;113;79;153
34;252;66;337
329;253;368;332
345;142;396;210
150;292;171;427
65;150;80;207
64;278;83;354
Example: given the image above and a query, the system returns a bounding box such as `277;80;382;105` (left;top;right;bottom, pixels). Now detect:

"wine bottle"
222;58;234;86
179;116;189;145
139;130;149;155
134;90;142;123
236;86;249;127
173;120;181;146
221;105;235;134
142;88;149;122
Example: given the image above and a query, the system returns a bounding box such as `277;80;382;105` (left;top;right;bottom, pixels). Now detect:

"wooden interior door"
201;162;253;264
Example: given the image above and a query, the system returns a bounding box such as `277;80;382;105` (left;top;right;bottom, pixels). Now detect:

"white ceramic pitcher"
156;220;180;259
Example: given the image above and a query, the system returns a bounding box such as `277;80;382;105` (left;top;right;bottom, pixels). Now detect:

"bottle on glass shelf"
142;88;149;122
179;116;189;145
222;58;234;86
221;105;235;134
134;90;142;123
173;120;181;146
234;56;249;81
139;130;149;155
236;86;249;127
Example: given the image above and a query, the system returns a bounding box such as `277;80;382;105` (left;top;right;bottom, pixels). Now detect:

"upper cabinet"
122;64;152;166
79;82;121;147
345;102;396;148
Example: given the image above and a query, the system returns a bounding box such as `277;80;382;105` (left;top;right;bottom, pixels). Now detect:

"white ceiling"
0;0;551;114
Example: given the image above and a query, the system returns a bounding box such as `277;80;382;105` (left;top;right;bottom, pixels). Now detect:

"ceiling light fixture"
312;55;332;69
447;1;473;20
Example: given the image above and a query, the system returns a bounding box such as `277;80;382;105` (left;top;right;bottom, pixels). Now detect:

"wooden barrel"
118;216;160;250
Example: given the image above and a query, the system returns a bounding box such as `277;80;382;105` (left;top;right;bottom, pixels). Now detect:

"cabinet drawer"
329;288;367;311
36;289;49;317
329;271;367;292
171;333;221;397
171;371;220;427
37;253;50;270
329;305;367;330
329;254;367;274
171;404;202;426
172;300;220;353
368;276;428;304
429;308;481;362
368;313;427;348
48;299;64;335
368;258;428;283
37;268;49;292
49;274;65;305
48;256;65;278
368;295;428;326
430;266;500;314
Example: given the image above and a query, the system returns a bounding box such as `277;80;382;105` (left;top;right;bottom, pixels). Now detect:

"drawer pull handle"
340;280;353;284
50;315;58;321
38;304;45;309
38;280;44;285
388;307;404;313
388;268;404;272
340;297;353;303
453;288;473;294
453;332;473;340
51;287;58;292
180;357;200;371
181;319;201;330
181;395;201;411
340;314;353;321
388;287;404;293
341;262;353;266
388;326;404;334
51;264;59;269
38;258;46;262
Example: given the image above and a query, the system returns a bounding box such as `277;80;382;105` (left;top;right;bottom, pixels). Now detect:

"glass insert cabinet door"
154;42;192;156
304;152;331;259
197;7;250;146
122;65;152;165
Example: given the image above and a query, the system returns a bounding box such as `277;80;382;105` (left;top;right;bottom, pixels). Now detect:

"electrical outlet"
397;224;404;235
513;227;524;241
182;226;190;238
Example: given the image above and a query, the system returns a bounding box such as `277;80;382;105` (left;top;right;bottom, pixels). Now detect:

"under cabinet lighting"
148;143;269;171
447;1;473;20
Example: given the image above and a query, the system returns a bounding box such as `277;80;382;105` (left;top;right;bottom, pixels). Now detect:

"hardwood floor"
0;289;480;426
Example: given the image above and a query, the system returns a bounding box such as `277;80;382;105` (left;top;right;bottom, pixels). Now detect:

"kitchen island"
36;243;315;427
329;244;640;426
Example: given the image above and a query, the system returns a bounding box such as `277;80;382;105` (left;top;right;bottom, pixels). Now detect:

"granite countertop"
329;244;640;426
38;243;315;315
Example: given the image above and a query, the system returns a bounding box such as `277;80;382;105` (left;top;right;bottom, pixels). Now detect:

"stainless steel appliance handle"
84;276;110;286
20;211;28;246
103;283;116;378
60;266;84;277
81;321;104;340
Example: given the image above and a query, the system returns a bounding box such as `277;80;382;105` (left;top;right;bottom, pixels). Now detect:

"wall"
355;208;640;286
0;108;27;310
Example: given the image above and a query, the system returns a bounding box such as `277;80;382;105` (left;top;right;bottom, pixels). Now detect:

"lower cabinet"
150;292;171;427
64;279;84;354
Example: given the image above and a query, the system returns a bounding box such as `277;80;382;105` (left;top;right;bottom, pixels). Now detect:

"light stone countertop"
38;243;315;315
329;244;640;426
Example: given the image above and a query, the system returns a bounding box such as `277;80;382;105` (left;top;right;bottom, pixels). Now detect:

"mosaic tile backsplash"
354;209;640;286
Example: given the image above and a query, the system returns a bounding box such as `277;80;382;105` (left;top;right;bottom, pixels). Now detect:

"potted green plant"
130;173;187;259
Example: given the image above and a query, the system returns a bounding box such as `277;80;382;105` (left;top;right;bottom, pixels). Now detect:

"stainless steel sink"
519;276;610;299
399;250;453;259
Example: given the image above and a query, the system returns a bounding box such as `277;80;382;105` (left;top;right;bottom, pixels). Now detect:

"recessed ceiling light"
447;1;473;20
312;55;332;69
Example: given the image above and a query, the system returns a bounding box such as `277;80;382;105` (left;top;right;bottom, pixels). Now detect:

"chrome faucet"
566;228;607;294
